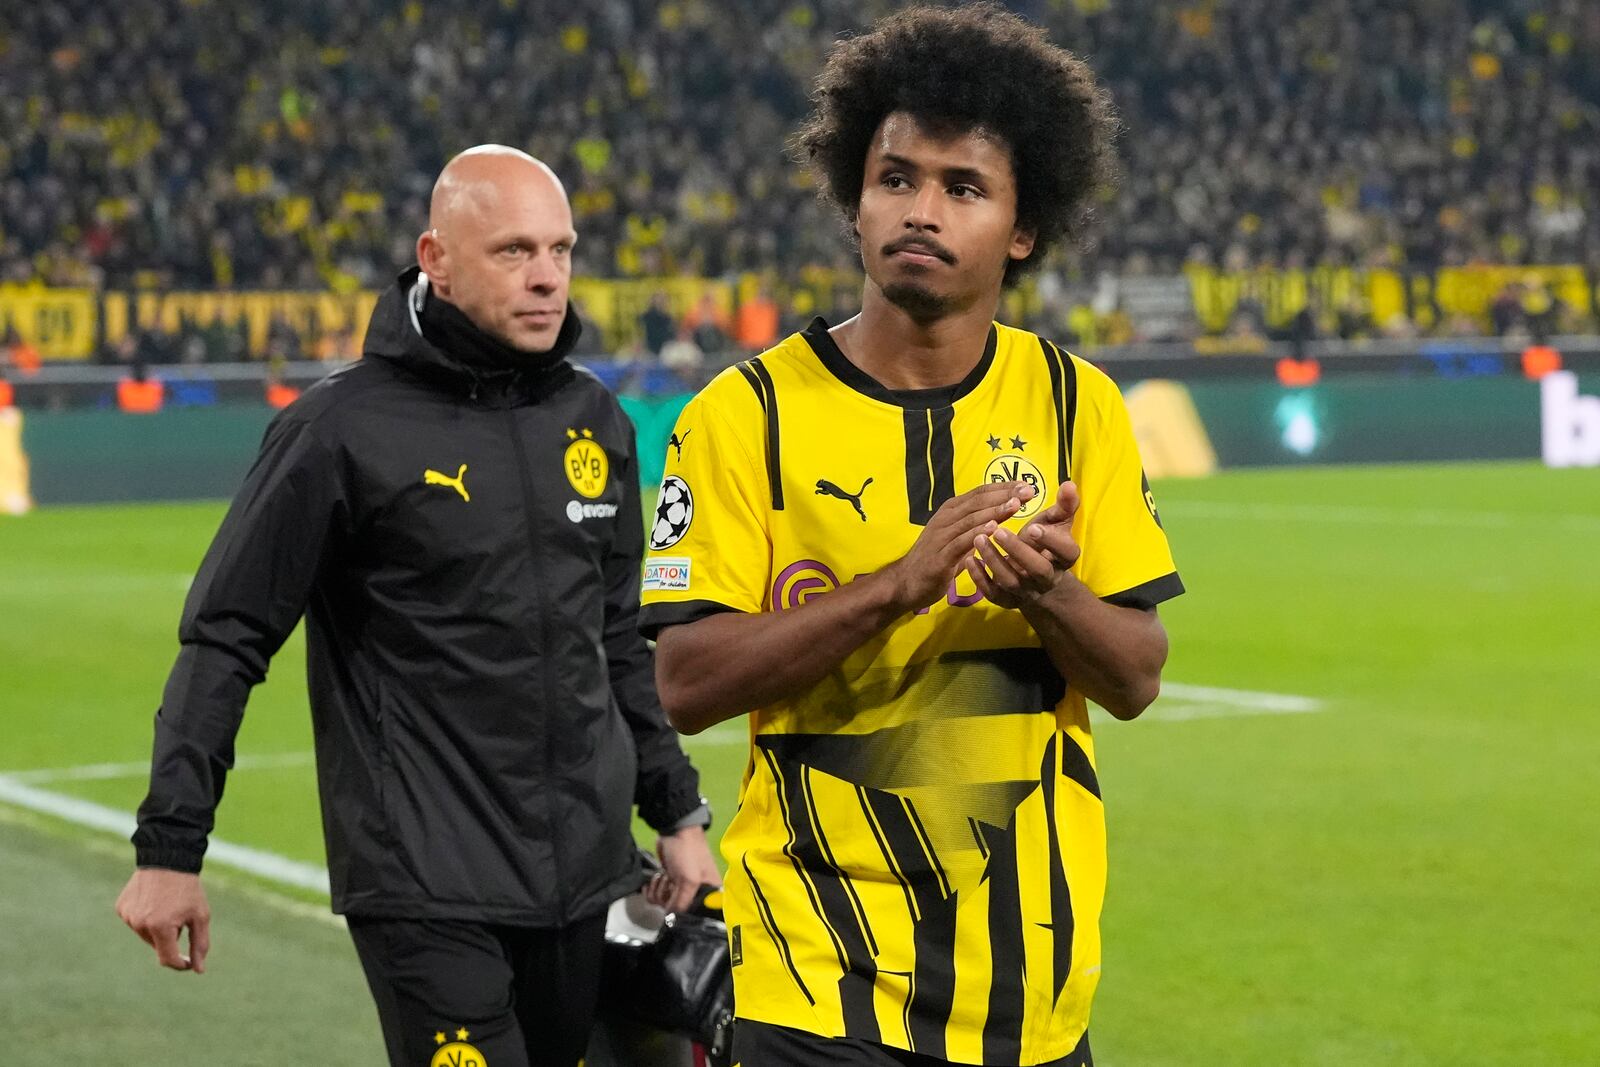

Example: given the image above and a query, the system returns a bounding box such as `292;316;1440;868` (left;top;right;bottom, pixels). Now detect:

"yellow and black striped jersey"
639;318;1182;1065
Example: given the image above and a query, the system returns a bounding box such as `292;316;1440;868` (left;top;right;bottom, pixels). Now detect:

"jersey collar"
800;317;998;409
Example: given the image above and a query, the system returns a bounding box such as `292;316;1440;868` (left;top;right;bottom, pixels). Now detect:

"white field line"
1142;701;1317;723
5;737;744;787
8;683;1322;790
0;775;330;895
4;750;317;785
0;571;195;594
1157;682;1322;714
0;681;1323;926
0;803;345;930
1161;500;1600;534
1092;682;1326;724
682;728;753;747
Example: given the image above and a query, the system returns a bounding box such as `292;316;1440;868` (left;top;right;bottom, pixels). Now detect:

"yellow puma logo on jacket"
424;463;470;502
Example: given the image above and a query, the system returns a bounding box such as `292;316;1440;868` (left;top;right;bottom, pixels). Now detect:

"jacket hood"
362;265;582;395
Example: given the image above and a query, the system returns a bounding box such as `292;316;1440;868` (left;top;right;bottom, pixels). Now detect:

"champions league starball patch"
650;475;694;549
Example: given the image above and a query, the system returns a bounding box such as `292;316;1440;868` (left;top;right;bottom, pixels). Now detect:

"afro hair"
794;3;1118;284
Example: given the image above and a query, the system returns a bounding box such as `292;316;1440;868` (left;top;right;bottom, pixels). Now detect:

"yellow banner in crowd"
1186;266;1375;334
1431;265;1593;322
0;285;97;359
102;290;380;359
569;276;734;350
1187;264;1596;335
8;265;1595;361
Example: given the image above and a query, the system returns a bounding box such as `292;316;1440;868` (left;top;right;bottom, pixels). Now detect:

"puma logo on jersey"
424;464;471;502
815;477;872;521
668;429;692;460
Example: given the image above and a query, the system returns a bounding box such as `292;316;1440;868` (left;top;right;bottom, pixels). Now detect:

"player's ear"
1009;225;1036;262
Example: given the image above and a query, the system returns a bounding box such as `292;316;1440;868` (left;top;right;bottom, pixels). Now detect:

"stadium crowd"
3;0;1598;336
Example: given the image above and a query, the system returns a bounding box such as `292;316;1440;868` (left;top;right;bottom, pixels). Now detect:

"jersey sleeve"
1068;360;1184;610
638;376;772;639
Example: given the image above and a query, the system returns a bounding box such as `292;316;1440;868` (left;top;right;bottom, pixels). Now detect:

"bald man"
116;146;720;1066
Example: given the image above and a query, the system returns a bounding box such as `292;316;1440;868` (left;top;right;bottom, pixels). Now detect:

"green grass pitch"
2;461;1597;1064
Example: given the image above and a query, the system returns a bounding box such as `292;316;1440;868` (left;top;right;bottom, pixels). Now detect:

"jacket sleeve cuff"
639;784;707;835
662;802;713;835
134;846;206;874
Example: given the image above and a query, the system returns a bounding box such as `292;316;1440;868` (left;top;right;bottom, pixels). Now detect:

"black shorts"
347;912;607;1067
731;1019;1093;1067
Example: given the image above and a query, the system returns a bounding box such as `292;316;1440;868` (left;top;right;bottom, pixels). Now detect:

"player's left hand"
649;825;722;914
966;480;1082;609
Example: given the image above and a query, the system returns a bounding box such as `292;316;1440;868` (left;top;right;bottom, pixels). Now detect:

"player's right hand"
115;868;211;973
883;481;1033;612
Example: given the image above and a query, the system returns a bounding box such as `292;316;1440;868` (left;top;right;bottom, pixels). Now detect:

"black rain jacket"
132;268;702;924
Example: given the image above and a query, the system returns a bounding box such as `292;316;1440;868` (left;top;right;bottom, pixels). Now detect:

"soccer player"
639;7;1180;1066
115;146;719;1067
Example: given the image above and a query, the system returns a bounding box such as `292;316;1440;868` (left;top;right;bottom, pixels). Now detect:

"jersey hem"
731;1010;1092;1067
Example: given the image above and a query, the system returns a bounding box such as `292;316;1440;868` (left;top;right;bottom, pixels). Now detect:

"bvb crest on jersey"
983;433;1045;518
984;453;1045;518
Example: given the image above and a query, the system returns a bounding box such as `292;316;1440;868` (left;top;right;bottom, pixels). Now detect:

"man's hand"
647;825;722;914
966;481;1082;610
115;868;211;973
883;481;1034;612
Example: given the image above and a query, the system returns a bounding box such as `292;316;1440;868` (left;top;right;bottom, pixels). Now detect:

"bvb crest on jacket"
564;426;608;498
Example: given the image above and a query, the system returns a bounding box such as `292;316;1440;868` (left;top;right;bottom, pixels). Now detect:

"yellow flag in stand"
0;405;34;515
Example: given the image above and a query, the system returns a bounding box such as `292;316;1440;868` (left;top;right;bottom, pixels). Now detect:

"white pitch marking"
0;682;1325;929
1157;683;1323;714
680;728;750;748
0;572;200;595
1142;702;1319;723
0;776;331;895
7;681;1323;789
0;803;345;930
1161;500;1600;534
4;736;745;789
6;750;316;785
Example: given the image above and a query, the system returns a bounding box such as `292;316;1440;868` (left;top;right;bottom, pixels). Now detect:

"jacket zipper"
502;399;568;921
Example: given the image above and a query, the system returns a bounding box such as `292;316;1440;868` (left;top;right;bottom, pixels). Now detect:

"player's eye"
501;243;525;256
950;184;982;199
883;173;911;190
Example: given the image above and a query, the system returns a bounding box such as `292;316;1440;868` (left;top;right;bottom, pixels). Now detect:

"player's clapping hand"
884;481;1035;612
967;480;1082;610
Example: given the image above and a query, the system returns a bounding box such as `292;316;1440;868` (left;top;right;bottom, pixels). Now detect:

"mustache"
882;235;956;264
